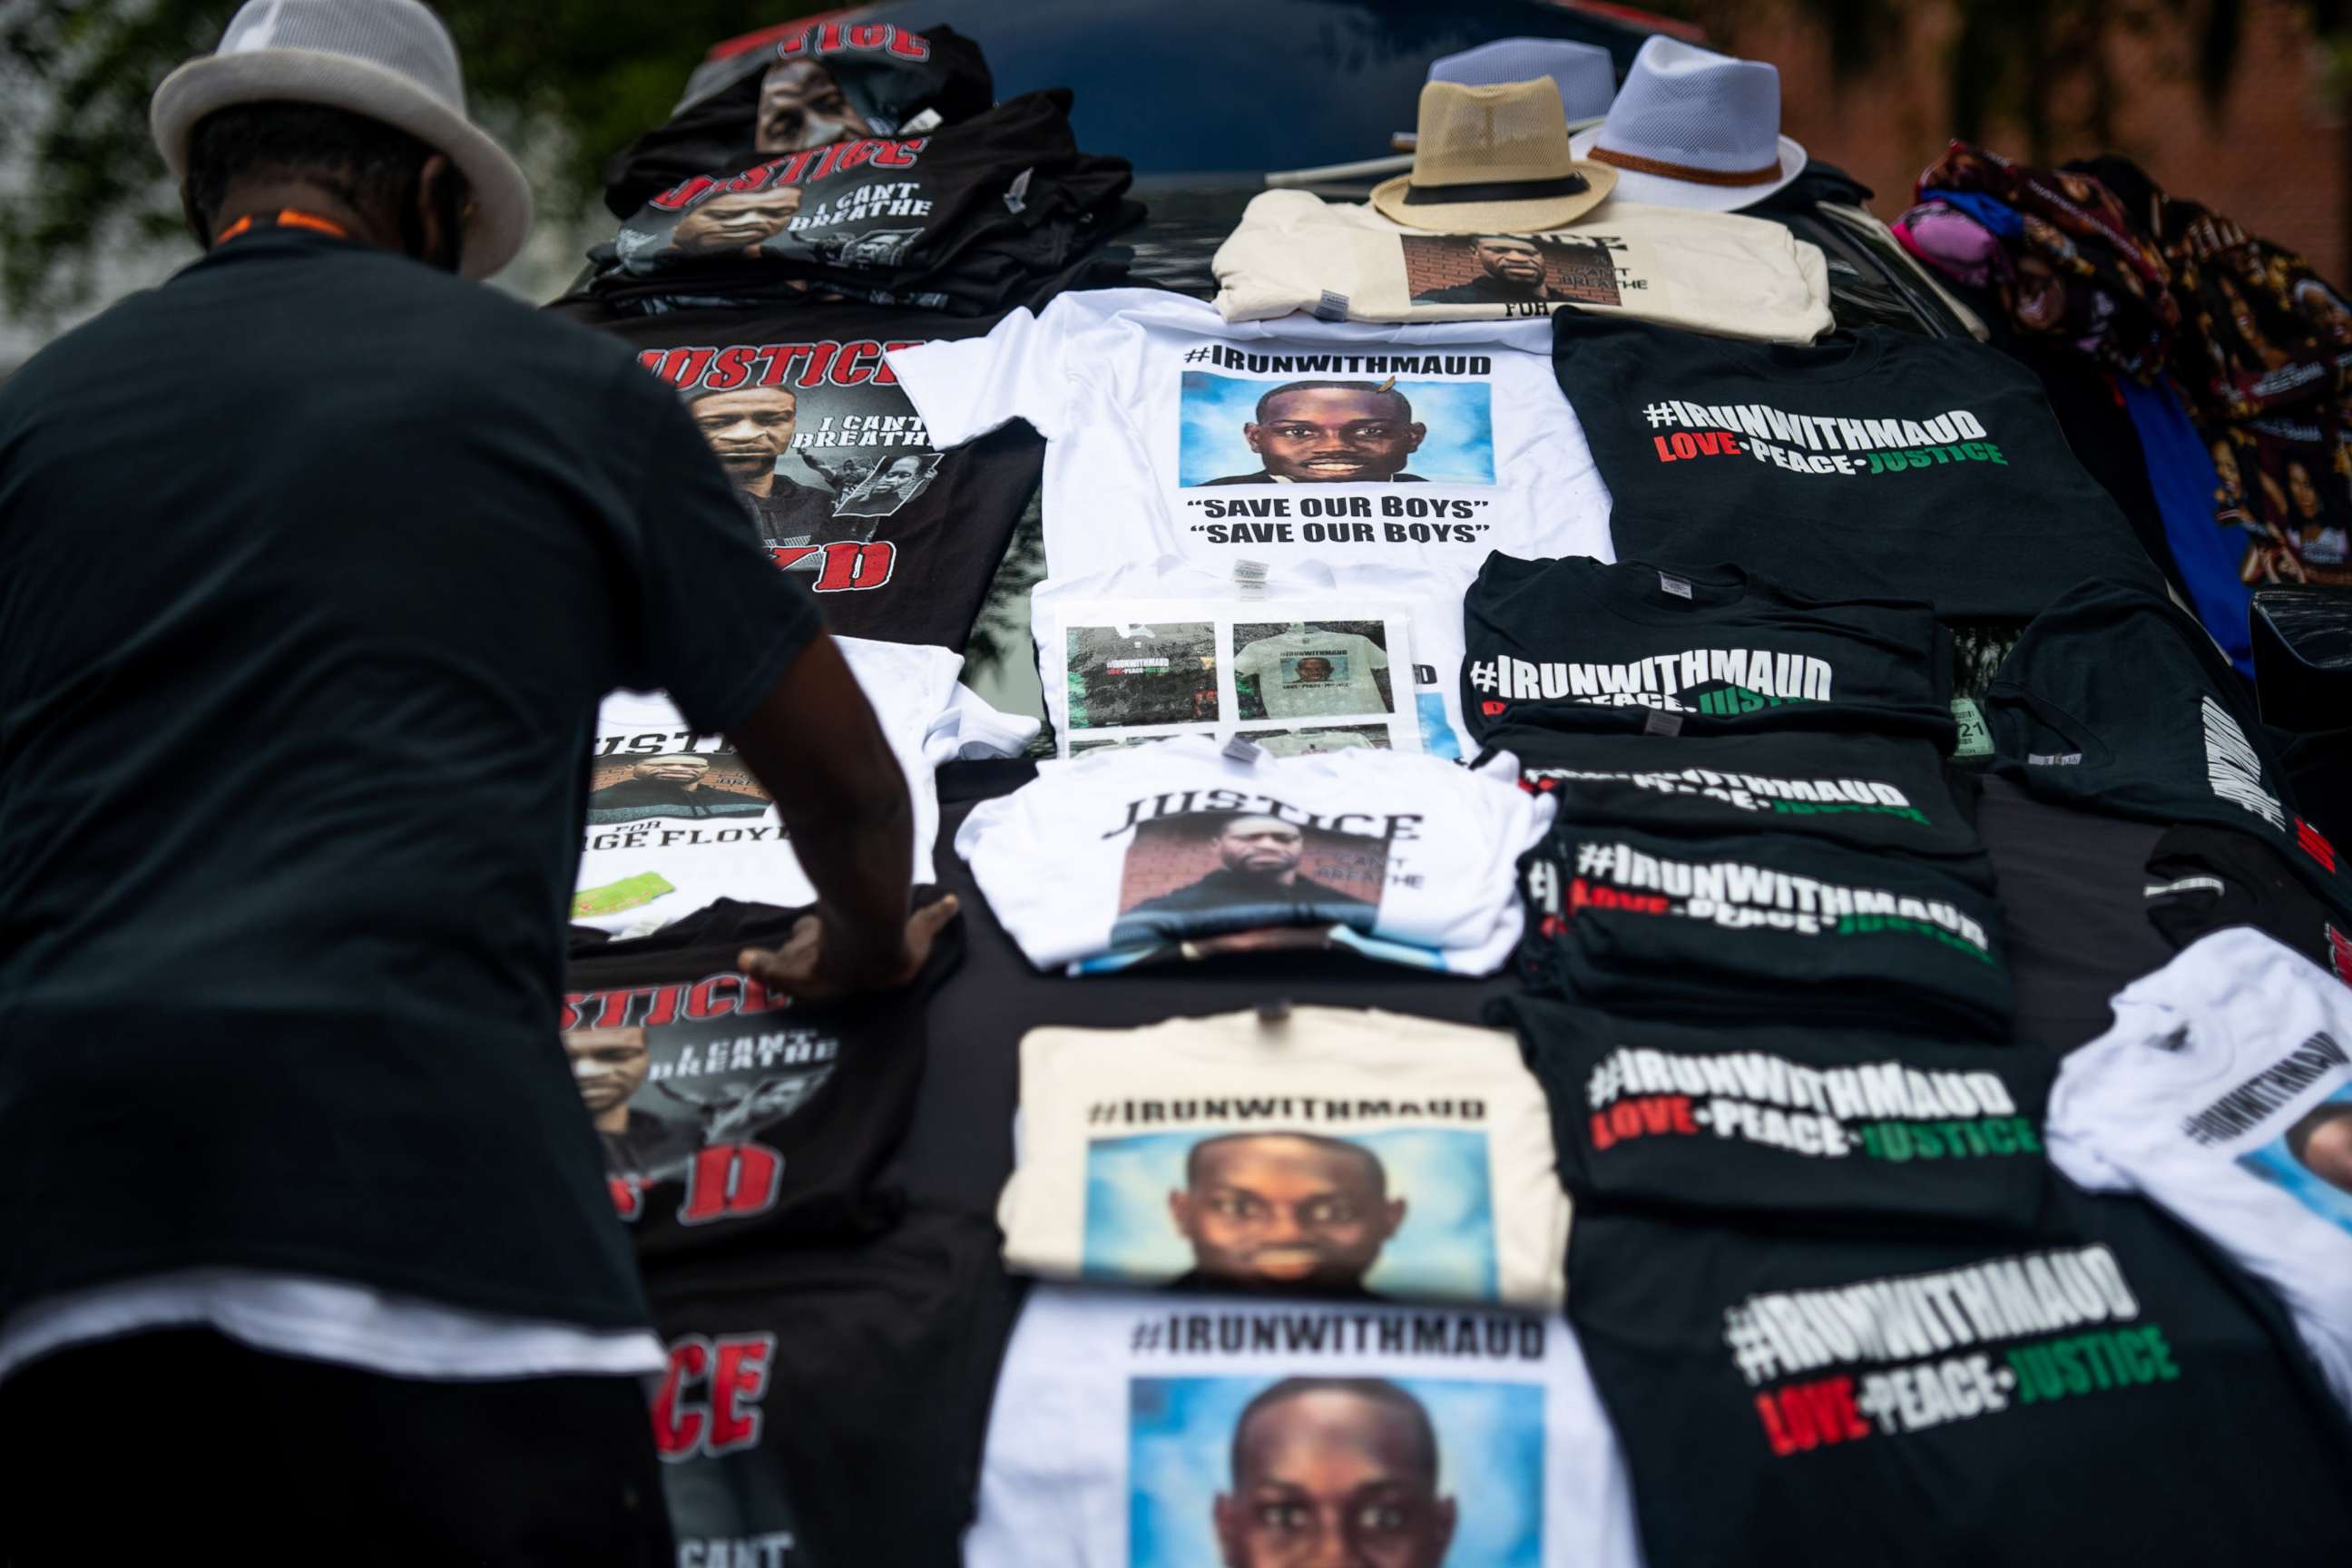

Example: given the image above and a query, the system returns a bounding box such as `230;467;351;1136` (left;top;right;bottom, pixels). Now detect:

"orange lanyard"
213;208;351;246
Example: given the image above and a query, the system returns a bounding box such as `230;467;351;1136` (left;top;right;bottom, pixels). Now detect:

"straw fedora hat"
151;0;534;278
1567;36;1805;213
1372;78;1616;233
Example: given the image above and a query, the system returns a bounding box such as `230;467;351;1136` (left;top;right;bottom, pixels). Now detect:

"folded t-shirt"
1551;307;2166;619
956;735;1553;975
1464;554;1955;747
1486;726;1990;887
562;897;956;1259
1489;996;2052;1230
967;1284;1643;1568
576;637;1037;935
997;1007;1569;1307
1570;1183;2352;1567
1987;577;2352;911
1520;827;2014;1040
2144;824;2352;983
2048;926;2352;1414
1214;190;1833;342
887;289;1614;581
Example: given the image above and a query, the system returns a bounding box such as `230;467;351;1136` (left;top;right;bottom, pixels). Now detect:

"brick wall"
1116;817;1389;911
1707;0;2351;283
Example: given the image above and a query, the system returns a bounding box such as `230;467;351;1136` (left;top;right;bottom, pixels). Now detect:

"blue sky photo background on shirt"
1083;1127;1499;1299
2240;1083;2352;1235
1177;372;1496;486
1129;1375;1543;1568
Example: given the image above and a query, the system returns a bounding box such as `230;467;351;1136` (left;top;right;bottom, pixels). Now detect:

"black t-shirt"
590;92;1134;318
549;299;1044;650
1550;309;2165;619
603;20;996;220
563;899;956;1259
1570;1185;2352;1565
1975;777;2174;1049
0;230;820;1328
1484;726;1991;887
1488;996;2053;1231
1521;827;2014;1040
642;1206;1017;1568
2145;825;2352;984
1986;577;2352;909
1464;555;1955;746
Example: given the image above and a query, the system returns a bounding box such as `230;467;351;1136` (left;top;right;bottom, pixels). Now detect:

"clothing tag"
2026;751;2083;767
1949;697;1994;763
1657;572;1693;600
901;107;944;133
1641;709;1683;737
1313;289;1350;322
1004;167;1034;215
1222;734;1267;765
1234;558;1269;600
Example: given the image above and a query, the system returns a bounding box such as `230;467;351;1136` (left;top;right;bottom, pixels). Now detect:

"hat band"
1402;172;1592;207
1590;144;1782;187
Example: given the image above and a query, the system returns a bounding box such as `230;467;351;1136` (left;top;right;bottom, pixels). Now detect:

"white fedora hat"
151;0;533;278
1568;35;1805;213
1396;37;1620;148
1372;78;1616;233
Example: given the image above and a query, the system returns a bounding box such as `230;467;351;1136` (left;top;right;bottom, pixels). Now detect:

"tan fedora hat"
1371;78;1615;233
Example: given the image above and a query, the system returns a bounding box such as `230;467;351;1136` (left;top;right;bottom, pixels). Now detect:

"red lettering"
832;340;884;387
1588;1111;1617;1152
832;141;877;176
872;140;923;169
848;23;890;48
1755;1377;1870;1457
721;162;777;194
641;347;715;387
705;345;760;392
706;1337;775;1454
2297;818;2338;872
1755;1391;1801;1456
871;340;923;387
887;26;931;59
652;1338;710;1458
811;540;897;592
683;972;744;1020
769;544;822;572
771;148;819;186
794;342;844;388
1670;432;1699;460
649;175;717;212
1653;435;1680;463
1609;1102;1642;1140
676;1143;785;1225
609;1176;643;1222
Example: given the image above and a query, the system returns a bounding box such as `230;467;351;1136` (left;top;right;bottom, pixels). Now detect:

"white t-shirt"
998;1007;1569;1308
1213;191;1833;342
575;638;1036;935
2048;926;2352;1413
885;289;1614;581
1233;626;1389;719
956;737;1552;975
965;1284;1642;1568
1031;555;1476;759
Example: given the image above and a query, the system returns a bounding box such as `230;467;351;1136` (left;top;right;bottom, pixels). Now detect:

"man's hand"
738;895;960;1003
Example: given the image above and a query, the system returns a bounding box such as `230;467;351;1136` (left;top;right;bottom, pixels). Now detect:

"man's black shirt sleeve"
610;358;825;735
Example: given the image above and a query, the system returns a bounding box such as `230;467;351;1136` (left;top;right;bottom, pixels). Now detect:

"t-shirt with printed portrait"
1232;626;1390;720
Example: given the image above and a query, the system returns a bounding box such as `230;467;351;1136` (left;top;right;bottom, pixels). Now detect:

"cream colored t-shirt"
998;1006;1571;1308
1214;191;1833;343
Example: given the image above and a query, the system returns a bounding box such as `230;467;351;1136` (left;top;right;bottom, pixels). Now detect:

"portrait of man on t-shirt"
755;56;874;153
1108;812;1380;950
1166;1132;1406;1297
564;1026;692;1181
669;185;805;258
2283;1098;2352;1207
1202;379;1428;485
684;385;840;547
585;750;771;824
1212;1377;1457;1568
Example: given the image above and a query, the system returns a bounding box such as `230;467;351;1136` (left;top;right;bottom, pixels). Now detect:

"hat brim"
151;46;534;279
1367;160;1616;233
1566;126;1806;213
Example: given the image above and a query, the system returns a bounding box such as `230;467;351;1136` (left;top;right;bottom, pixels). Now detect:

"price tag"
1658;572;1693;600
1642;710;1684;737
1950;697;1993;763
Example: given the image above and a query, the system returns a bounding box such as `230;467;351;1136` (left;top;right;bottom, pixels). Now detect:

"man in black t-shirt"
1204;382;1429;485
1413;234;1573;307
1166;1132;1405;1295
1215;1378;1457;1568
1111;814;1377;946
0;5;956;1558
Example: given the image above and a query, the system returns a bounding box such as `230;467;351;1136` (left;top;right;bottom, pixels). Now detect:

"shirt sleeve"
612;359;824;736
886;302;1070;445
